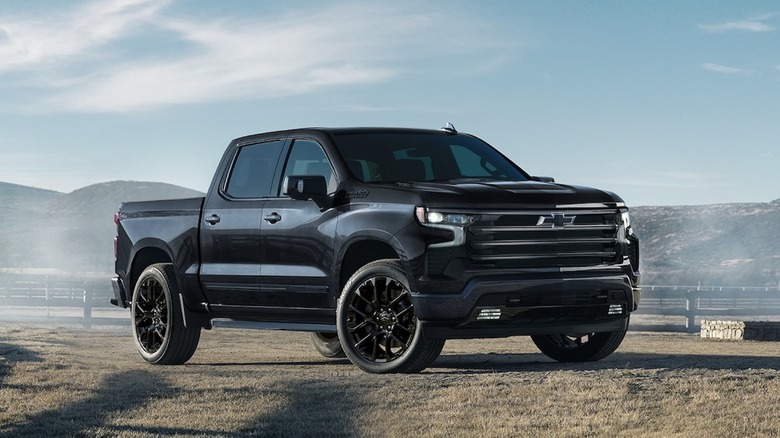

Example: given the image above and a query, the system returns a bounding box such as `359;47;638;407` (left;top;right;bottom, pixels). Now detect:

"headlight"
415;207;474;247
620;211;631;230
416;208;474;226
618;210;633;243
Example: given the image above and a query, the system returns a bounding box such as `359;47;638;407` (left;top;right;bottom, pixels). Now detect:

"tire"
531;324;628;363
131;263;201;365
337;259;445;374
309;332;346;358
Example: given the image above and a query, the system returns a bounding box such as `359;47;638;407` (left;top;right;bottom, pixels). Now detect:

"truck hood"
385;180;624;209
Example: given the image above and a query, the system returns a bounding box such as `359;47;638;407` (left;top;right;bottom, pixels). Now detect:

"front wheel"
531;325;627;362
337;259;444;373
131;263;201;365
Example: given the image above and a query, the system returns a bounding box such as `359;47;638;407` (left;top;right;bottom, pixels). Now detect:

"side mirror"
283;175;330;209
532;176;555;183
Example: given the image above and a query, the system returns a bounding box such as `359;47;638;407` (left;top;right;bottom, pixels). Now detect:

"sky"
0;0;778;207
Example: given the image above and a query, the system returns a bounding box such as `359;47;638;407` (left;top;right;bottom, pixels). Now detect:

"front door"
259;138;339;313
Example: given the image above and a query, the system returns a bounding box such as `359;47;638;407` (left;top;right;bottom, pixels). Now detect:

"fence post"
83;281;92;329
685;290;696;332
45;275;51;318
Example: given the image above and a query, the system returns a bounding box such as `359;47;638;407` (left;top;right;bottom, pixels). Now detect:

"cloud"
698;14;776;32
701;63;753;76
0;1;515;113
0;0;169;73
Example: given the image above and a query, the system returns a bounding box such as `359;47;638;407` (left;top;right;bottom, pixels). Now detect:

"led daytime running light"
416;207;473;226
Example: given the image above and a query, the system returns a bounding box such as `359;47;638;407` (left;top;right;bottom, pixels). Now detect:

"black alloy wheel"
134;274;169;355
130;264;200;365
345;275;416;363
337;259;444;373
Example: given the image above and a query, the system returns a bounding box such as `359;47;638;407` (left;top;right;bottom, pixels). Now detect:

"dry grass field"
1;323;779;438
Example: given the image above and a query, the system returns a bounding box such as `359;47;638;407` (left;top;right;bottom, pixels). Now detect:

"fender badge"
345;189;369;199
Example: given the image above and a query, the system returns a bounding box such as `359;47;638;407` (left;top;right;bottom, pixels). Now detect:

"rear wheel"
309;332;345;358
531;325;627;362
337;259;444;373
131;263;200;365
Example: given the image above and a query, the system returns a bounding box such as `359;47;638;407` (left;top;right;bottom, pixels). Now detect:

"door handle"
205;214;221;225
264;212;282;224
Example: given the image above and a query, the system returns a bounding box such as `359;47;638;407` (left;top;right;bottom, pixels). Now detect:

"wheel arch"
337;239;400;294
126;238;211;329
128;242;174;292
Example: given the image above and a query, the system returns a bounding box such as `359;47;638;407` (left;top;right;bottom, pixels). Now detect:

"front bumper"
413;273;638;339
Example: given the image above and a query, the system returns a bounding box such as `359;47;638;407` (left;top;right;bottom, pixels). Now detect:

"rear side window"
225;140;284;198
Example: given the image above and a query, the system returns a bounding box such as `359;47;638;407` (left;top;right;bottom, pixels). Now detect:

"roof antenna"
441;122;457;134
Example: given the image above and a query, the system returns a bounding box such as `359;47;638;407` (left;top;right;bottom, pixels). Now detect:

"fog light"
476;308;502;320
608;304;624;315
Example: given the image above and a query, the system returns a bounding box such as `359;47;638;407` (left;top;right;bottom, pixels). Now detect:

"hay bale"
701;320;780;341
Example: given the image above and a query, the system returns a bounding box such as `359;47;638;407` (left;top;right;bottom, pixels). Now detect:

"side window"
281;139;337;194
225;140;284;198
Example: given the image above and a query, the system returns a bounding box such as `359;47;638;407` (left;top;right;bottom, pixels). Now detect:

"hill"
632;200;780;287
1;181;203;273
0;181;61;215
1;183;63;270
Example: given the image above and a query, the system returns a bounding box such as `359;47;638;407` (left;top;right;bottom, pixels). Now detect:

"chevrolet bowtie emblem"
537;213;576;228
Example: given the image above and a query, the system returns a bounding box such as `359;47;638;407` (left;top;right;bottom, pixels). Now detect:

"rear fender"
127;240;210;327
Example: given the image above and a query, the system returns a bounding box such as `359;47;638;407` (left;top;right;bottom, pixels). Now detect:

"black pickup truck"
111;124;640;373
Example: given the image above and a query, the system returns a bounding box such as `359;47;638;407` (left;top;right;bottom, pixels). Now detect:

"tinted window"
333;132;528;183
281;139;337;194
225;140;284;198
451;144;499;177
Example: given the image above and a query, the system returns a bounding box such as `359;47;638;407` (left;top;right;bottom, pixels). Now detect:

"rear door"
199;138;286;307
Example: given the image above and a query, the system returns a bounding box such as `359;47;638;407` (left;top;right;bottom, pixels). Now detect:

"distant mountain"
1;181;203;273
1;183;63;270
0;181;61;214
1;180;778;286
51;181;204;215
632;200;780;287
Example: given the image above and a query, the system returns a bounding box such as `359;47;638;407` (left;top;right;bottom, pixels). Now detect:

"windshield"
332;132;530;183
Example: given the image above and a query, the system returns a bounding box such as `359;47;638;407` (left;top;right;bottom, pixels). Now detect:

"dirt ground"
1;323;779;437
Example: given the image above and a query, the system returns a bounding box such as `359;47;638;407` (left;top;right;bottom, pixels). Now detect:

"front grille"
468;210;619;269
